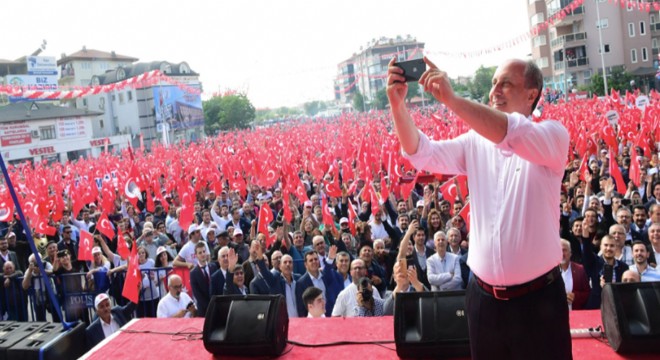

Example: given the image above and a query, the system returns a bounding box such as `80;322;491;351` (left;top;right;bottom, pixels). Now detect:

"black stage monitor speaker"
601;282;660;354
203;294;288;357
394;290;470;359
7;322;86;360
0;322;48;360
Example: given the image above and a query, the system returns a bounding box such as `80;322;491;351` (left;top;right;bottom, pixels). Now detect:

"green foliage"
303;101;328;116
203;94;255;135
353;91;365;112
374;88;389;110
587;67;633;96
468;65;496;103
406;82;421;102
255;106;303;122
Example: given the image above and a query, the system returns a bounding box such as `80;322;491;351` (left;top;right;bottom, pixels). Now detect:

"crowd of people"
0;89;658;351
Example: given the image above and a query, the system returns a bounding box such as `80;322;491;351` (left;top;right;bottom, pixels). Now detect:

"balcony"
652;22;660;34
550;32;587;49
549;5;585;26
554;57;589;71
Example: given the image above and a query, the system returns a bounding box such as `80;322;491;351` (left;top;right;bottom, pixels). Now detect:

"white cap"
233;227;243;236
188;224;199;234
92;246;102;255
339;217;349;224
94;293;110;310
416;200;424;207
156;246;167;256
304;200;313;208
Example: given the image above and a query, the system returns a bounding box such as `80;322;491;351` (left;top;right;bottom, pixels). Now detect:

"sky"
2;0;531;109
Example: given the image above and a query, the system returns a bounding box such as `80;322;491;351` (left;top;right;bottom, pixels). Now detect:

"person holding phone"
388;57;571;359
156;274;196;318
580;229;627;309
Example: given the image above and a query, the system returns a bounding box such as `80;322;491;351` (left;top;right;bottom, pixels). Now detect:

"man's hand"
227;248;238;272
371;275;382;286
255;242;263;261
418;57;456;105
566;292;575;304
174;309;187;318
386;58;408;108
328;245;338;260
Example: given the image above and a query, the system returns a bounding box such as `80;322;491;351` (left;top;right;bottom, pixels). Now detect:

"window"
531;13;544;26
584;70;592;79
653;38;658;49
536;57;549;69
642;47;648;61
111;94;116;102
82;98;87;107
599;44;611;53
652;15;656;24
100;119;104;129
640;21;646;35
533;35;547;47
596;18;609;29
127;91;133;101
631;49;638;63
629;23;635;37
118;92;125;105
39;125;56;140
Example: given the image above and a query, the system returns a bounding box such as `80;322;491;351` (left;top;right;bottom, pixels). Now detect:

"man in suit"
295;247;343;317
250;254;301;317
581;233;627;309
86;293;136;349
190;242;217;317
559;239;590;310
210;246;230;297
223;248;249;295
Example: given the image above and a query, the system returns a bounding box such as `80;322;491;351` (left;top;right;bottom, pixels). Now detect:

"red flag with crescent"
122;244;140;304
97;212;116;240
78;230;94;261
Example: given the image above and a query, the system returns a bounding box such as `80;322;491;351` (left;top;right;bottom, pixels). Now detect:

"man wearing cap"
86;293;136;348
173;224;210;269
231;227;249;263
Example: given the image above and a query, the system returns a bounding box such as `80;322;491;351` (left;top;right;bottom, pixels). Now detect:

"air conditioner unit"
31;130;40;138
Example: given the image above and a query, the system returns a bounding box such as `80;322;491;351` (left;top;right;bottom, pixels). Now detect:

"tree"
374;88;389;110
468;65;496;103
352;91;365;112
303;101;327;116
203;94;255;134
587;67;633;96
406;82;421;102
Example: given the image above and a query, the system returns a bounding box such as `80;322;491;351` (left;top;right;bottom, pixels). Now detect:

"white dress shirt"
101;316;121;338
157;292;194;318
331;283;382;317
405;113;569;286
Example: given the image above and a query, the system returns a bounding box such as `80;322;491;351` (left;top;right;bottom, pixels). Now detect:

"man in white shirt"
332;259;381;317
426;231;462;291
173;224;209;270
630;241;660;282
649;223;660;265
387;57;570;358
157;274;196;318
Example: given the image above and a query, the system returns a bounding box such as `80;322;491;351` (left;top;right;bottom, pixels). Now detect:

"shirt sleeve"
402;130;470;176
495;113;569;175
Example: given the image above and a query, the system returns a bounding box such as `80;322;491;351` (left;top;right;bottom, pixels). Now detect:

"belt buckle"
492;286;509;301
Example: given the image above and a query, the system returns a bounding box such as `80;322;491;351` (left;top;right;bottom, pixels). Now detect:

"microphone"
570;326;604;339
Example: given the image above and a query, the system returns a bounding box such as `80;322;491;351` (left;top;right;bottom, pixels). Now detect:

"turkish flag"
122;244;140;304
258;202;274;236
380;177;390;203
0;193;14;222
324;176;342;197
609;147;627;193
124;164;143;207
35;217;57;236
458;201;471;233
282;189;293;223
347;201;357;236
321;195;335;227
117;234;130;259
400;173;418;201
629;154;641;188
78;230;94;261
96;212;116;240
440;176;460;207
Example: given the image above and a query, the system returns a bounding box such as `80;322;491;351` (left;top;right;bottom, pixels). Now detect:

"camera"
359;277;373;302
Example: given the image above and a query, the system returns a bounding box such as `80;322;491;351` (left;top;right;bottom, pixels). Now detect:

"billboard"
0;122;32;147
26;56;58;75
6;74;59;103
153;85;203;130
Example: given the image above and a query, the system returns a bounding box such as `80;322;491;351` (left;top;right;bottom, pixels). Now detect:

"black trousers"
465;274;572;360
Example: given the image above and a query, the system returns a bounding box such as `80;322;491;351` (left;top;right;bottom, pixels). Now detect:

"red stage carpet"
82;310;656;359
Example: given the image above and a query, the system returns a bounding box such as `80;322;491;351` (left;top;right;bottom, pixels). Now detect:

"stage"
82;310;656;359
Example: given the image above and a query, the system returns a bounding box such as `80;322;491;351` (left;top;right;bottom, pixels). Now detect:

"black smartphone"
394;58;426;82
603;264;614;283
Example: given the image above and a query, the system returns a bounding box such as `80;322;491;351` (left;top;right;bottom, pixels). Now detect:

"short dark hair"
524;60;543;112
632;205;647;214
303;250;319;262
302;287;323;307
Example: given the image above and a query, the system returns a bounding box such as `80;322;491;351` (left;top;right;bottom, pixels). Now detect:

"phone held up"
603;264;614;283
394;58;426;83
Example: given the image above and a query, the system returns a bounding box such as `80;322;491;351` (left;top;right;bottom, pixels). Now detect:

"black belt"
475;267;560;301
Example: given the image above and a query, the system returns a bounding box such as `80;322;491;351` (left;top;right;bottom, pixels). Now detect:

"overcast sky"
3;0;531;108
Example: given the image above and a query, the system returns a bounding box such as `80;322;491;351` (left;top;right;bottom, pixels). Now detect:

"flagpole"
595;0;609;95
0;154;72;329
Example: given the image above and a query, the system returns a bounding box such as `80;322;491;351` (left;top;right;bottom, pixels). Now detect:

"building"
335;35;425;107
57;48;203;148
0;102;129;164
527;0;656;92
87;61;204;148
